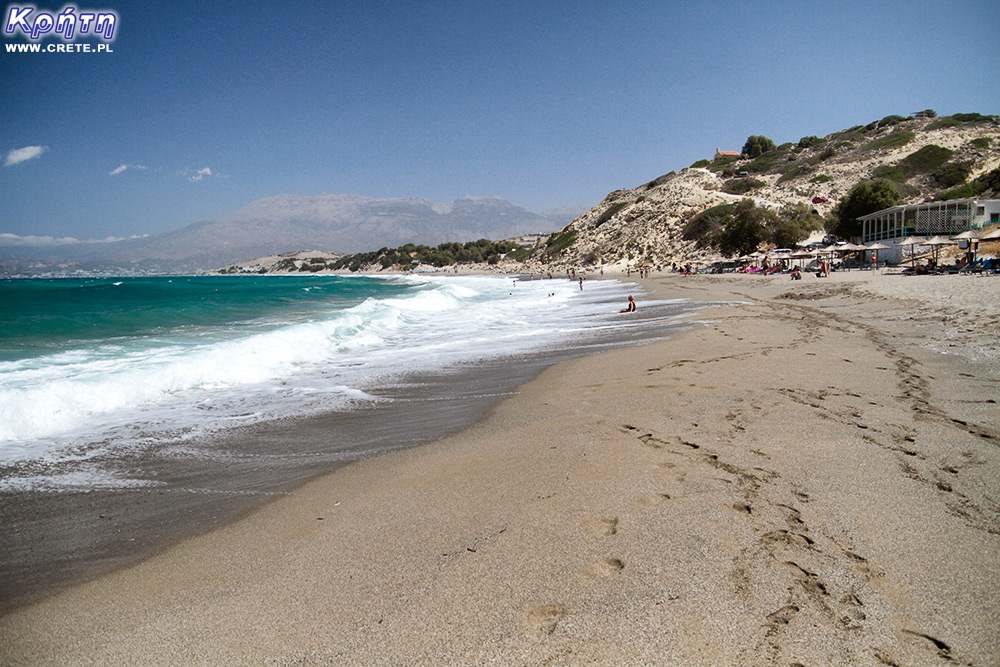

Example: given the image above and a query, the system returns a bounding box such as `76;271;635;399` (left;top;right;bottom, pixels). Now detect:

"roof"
857;198;999;221
715;147;741;156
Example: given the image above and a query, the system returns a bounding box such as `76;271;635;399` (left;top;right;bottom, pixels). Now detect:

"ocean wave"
0;275;638;461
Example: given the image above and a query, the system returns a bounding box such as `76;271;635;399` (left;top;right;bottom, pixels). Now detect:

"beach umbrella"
865;242;890;270
951;229;983;265
925;235;957;265
896;236;925;266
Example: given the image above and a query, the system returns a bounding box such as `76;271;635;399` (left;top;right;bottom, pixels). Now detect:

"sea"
0;273;707;612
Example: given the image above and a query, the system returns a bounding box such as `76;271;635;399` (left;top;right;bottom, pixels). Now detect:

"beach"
1;270;998;666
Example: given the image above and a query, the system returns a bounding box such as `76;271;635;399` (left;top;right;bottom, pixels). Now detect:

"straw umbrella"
896;236;925;267
924;235;956;266
952;229;983;267
865;242;891;270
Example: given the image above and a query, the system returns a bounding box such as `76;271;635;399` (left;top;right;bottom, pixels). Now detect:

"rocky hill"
525;113;1000;271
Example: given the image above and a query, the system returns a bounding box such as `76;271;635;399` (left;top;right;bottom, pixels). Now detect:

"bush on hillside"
723;177;764;194
862;129;916;151
829;179;902;238
932;162;971;189
742;135;777;159
682;204;732;248
797;136;823;148
716;200;776;256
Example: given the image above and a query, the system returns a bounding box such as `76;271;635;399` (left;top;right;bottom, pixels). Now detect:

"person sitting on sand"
791;267;802;280
618;295;636;313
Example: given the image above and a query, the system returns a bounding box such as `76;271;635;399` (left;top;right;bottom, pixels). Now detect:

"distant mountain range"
0;195;581;276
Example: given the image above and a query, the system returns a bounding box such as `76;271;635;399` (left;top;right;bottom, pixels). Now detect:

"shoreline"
2;271;998;665
0;275;700;616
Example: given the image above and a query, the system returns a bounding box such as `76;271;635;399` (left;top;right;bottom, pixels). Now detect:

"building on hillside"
858;197;1000;263
714;147;742;160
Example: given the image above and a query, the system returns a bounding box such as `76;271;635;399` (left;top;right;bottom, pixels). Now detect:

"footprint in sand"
523;604;568;637
584;517;619;536
635;493;671;507
584;558;625;579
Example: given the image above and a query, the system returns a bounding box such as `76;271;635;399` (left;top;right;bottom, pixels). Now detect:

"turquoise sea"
0;273;705;611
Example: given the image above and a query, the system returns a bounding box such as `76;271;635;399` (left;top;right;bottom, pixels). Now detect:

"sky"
2;0;999;244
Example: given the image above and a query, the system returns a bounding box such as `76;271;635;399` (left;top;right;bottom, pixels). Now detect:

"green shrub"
742;135;777;159
809;174;832;184
682;204;732;247
594;201;628;227
928;117;961;130
723;177;765;194
745;153;779;173
709;155;740;171
798;135;823;148
932;162;971;188
952;112;990;123
689;159;711;169
777;163;810;184
971;137;991;149
862;129;916;151
873;164;908;182
545;229;577;254
645;173;673;189
899;144;953;174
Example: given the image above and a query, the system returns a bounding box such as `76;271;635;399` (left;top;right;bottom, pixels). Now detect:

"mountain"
0;195;560;276
524;113;1000;271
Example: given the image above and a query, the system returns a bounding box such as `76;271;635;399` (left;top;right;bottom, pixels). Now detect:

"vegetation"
809;174;832;184
797;136;823;149
682;200;822;255
936;167;1000;200
645;173;674;189
594;201;629;226
971;137;991;149
829;179;902;238
874;144;955;183
742;135;777;159
329;238;525;271
723;177;764;194
715;200;774;256
862;129;915;151
544;228;578;255
682;204;732;248
689;159;711;169
931;162;971;189
771;203;824;249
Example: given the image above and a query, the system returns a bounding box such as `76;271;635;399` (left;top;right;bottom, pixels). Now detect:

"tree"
830;179;902;239
742;135;777;159
771;203;824;248
716;199;776;256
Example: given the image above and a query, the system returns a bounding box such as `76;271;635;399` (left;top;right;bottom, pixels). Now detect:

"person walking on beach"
618;294;636;313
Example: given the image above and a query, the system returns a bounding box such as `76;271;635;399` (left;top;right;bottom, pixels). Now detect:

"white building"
858;198;1000;263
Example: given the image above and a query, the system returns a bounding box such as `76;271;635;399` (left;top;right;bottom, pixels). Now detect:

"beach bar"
859;198;1000;263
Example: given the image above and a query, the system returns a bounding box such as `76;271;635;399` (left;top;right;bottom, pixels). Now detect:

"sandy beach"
2;269;998;666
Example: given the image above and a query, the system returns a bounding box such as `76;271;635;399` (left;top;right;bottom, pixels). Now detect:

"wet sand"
2;271;998;666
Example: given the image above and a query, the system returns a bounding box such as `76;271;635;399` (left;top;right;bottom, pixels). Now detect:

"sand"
2;270;998;666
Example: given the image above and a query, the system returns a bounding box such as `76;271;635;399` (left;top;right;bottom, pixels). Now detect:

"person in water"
618;295;636;313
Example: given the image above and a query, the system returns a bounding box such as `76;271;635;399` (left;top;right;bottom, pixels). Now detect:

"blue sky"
2;0;999;244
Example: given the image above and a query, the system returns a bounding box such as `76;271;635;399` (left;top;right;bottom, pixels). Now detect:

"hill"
525;112;1000;271
0;195;569;277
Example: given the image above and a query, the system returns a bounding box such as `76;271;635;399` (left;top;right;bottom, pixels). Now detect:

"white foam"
0;276;645;463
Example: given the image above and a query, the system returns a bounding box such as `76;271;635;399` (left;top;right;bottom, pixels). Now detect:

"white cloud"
110;163;147;176
188;166;214;182
0;232;147;247
4;145;48;167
